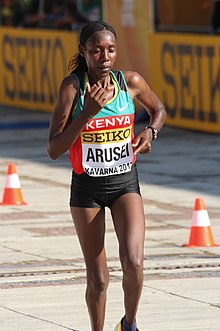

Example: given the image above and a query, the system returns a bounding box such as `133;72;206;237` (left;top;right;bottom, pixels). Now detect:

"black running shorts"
70;163;141;208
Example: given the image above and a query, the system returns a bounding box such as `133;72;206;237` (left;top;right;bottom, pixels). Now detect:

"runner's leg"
110;193;145;324
71;207;109;331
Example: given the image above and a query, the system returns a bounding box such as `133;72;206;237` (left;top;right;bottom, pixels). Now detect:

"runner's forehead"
86;30;116;46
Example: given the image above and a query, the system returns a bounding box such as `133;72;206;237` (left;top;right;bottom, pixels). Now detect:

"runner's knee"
121;254;143;276
87;270;109;293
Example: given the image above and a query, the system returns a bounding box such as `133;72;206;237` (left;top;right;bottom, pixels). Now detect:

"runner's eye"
109;48;115;53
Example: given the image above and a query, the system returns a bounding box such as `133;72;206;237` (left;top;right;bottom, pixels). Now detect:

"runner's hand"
132;129;152;155
83;83;108;117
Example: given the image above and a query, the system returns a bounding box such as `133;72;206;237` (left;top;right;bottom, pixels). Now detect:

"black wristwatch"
144;126;158;140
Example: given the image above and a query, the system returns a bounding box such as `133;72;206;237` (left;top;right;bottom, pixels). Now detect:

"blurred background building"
0;0;102;29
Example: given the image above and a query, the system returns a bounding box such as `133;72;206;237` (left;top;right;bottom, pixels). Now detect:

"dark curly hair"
68;21;116;73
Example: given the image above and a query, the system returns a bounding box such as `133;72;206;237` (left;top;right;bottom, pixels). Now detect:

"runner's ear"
79;44;85;57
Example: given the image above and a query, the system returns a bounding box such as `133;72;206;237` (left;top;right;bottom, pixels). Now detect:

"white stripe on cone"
192;210;211;227
5;174;21;189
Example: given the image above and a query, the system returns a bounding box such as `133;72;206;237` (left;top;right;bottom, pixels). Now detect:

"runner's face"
81;31;117;77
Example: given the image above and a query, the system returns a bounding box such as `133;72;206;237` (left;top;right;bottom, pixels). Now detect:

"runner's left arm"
124;71;167;155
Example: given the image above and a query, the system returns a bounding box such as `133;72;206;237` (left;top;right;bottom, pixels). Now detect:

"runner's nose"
102;49;109;61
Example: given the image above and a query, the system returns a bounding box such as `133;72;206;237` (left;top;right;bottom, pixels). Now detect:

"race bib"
81;115;134;177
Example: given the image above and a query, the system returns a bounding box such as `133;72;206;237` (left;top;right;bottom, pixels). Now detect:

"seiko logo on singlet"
82;128;131;143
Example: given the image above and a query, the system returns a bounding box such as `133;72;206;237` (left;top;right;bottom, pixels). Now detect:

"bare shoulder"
55;73;79;107
123;71;144;88
59;73;78;92
123;70;150;98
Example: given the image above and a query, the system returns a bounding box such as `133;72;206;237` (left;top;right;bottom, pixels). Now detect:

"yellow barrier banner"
149;33;220;133
0;28;78;112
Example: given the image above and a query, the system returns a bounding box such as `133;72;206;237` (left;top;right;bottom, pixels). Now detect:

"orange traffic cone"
184;198;219;247
0;163;27;206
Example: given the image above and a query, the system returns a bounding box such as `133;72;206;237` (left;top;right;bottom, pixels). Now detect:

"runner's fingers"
134;140;151;154
140;142;151;154
86;84;108;106
89;85;100;97
93;88;108;103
